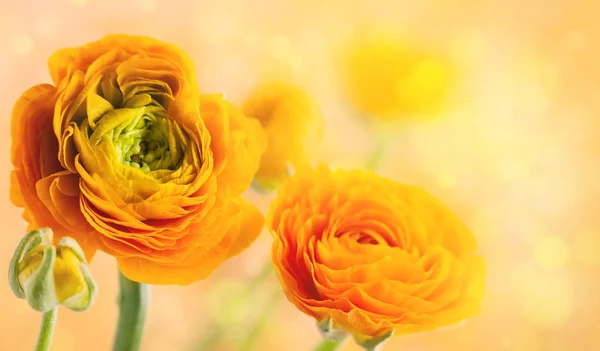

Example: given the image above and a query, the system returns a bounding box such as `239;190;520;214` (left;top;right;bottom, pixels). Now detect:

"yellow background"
1;0;598;350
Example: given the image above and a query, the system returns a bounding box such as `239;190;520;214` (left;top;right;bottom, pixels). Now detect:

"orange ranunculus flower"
242;82;323;191
268;167;486;339
10;35;267;285
341;31;453;120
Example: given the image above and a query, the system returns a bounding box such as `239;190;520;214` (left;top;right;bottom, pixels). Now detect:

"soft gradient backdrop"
1;0;598;350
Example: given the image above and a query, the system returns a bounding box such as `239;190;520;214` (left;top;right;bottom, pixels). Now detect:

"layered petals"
10;84;97;258
10;35;266;284
267;166;486;337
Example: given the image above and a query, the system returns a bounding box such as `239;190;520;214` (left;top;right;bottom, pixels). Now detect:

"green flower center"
112;107;182;172
84;75;187;173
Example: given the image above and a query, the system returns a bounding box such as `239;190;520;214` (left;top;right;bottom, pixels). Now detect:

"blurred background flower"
339;28;454;122
243;81;323;192
1;0;599;350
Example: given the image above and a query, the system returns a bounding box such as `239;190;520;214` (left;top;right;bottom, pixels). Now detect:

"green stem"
366;137;389;172
35;307;58;351
315;338;346;351
113;271;150;351
247;261;275;294
196;262;276;351
239;288;283;349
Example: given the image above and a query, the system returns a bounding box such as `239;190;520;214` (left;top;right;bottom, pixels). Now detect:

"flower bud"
8;228;97;313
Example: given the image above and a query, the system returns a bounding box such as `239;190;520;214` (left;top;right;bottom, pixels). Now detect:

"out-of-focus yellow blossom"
243;82;323;191
341;32;454;120
9;228;97;313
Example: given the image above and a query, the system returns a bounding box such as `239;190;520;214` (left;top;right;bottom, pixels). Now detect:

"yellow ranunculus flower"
10;35;267;285
242;82;323;191
342;32;453;120
268;166;486;340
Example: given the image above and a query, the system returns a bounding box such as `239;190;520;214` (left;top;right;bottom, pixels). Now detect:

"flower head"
9;228;97;312
268;167;485;340
10;35;266;285
242;82;322;191
341;32;453;121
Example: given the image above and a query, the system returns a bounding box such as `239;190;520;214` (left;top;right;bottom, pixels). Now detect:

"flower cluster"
9;33;485;350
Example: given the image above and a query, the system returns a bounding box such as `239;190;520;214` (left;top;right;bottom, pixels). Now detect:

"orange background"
1;0;599;350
